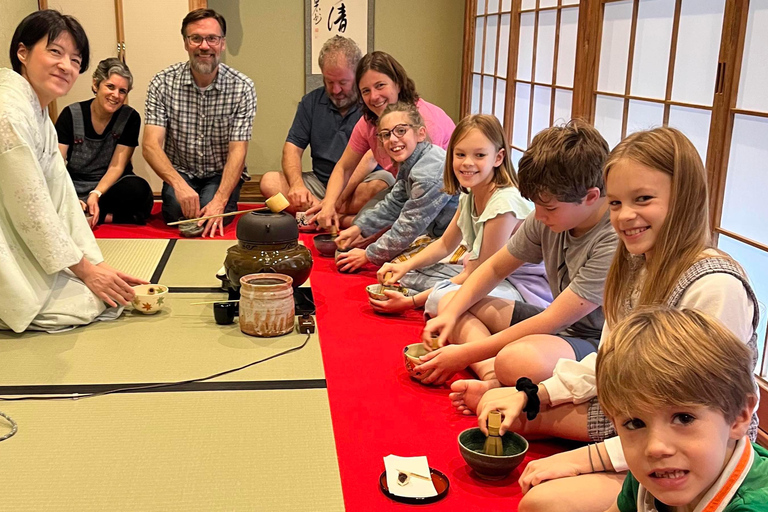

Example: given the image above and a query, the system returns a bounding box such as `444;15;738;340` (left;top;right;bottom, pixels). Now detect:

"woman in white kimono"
0;10;146;333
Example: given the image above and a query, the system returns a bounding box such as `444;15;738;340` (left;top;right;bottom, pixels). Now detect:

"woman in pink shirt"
309;51;455;229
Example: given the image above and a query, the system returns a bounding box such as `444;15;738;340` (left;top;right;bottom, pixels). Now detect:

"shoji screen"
593;0;725;156
470;0;513;123
715;0;768;376
467;0;580;167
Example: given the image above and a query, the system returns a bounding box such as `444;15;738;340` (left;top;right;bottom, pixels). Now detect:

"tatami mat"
0;293;325;386
159;239;233;288
97;239;170;282
0;389;343;511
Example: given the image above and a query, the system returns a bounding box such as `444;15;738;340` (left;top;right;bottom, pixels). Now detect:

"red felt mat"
93;202;262;239
304;234;572;511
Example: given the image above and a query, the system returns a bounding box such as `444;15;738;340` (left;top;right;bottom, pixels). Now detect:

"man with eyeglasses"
143;8;256;238
260;36;394;217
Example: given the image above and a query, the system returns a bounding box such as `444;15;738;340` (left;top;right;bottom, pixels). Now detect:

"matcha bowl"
458;427;528;480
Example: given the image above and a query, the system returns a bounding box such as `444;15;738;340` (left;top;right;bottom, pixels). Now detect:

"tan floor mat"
158;239;233;288
97;239;169;282
0;389;343;511
0;293;324;386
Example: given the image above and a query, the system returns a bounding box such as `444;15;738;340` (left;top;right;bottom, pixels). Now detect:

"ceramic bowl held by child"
366;283;409;301
131;284;169;314
458;428;528;480
403;343;436;382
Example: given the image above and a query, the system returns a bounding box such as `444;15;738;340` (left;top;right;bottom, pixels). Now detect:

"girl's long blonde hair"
603;127;715;327
443;114;519;195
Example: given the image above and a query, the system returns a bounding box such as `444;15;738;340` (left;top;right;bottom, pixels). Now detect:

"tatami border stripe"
0;379;327;396
150;239;176;284
169;286;226;293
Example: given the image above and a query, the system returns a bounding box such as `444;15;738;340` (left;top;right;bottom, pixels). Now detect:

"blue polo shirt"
285;86;362;186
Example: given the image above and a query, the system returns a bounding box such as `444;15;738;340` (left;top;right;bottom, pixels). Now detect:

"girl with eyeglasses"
334;102;458;273
370;114;551;318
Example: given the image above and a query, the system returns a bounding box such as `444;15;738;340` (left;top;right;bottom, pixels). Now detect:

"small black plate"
379;468;449;505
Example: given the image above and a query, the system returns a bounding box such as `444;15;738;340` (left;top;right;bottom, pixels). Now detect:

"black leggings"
97;175;154;225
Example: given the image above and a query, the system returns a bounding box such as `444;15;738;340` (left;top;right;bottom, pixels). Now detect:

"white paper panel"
667;106;712;163
522;0;536;10
535;10;558;83
626;100;664;136
482;76;495;114
737;0;768;112
721;115;768;245
630;0;675;99
487;0;500;14
594;94;624;149
671;0;725;106
553;88;573;124
501;0;513;11
477;0;486;15
556;7;579;87
540;0;558;7
517;12;536;81
562;0;580;4
498;14;511;77
484;15;499;74
531;86;552;137
598;1;634;94
512;149;525;169
513;83;532;150
495;80;507;124
471;74;482;114
473;17;484;74
717;235;768;376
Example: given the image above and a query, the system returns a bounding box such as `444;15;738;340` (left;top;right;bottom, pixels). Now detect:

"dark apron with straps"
66;104;133;199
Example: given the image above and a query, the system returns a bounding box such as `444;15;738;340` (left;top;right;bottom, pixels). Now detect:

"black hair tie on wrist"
515;377;541;421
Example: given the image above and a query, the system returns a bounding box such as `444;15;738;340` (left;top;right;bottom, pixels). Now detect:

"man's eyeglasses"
376;123;413;141
186;34;224;46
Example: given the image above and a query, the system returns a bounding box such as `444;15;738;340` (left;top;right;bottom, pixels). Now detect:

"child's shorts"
509;301;600;361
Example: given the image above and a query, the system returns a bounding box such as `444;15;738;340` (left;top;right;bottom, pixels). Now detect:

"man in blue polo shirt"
260;36;394;215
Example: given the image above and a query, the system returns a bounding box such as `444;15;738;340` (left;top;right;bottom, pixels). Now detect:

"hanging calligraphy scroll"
305;0;374;93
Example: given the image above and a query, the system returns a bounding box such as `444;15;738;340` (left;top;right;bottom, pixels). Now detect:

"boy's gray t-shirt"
506;209;618;339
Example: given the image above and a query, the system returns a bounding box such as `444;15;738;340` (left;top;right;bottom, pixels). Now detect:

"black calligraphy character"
327;2;348;33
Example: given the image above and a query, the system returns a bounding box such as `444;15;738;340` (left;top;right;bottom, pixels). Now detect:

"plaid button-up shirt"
145;62;257;179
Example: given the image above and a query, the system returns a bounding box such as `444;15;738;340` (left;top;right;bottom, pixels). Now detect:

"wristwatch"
89;190;102;198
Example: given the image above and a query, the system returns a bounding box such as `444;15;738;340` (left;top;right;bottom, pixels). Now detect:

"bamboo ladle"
167;192;290;226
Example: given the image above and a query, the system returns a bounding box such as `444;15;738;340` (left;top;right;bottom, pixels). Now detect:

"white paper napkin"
383;455;438;498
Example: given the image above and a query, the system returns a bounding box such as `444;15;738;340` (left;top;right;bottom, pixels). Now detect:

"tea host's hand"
422;314;455;349
336;248;368;272
414;344;470;385
369;289;413;314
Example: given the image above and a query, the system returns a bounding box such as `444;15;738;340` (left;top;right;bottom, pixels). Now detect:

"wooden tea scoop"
168;192;290;226
395;469;431;486
483;410;504;456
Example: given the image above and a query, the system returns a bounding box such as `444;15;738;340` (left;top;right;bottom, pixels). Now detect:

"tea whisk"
483;410;504;456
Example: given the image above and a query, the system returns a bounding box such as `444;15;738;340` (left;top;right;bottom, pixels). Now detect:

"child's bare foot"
104;213;113;223
449;378;501;415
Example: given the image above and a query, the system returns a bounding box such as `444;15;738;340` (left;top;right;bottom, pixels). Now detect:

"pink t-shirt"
348;98;455;175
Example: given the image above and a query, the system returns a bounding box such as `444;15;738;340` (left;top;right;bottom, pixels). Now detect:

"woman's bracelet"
595;442;606;471
88;189;102;199
587;443;595;473
411;295;417;308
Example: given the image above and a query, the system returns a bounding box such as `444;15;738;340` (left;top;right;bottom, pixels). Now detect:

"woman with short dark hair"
56;57;153;226
0;10;146;333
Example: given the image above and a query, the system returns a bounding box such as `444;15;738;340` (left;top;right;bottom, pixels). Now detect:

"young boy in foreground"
597;307;767;512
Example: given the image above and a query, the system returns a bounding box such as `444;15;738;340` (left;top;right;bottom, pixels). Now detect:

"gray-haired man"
260;36;393;215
